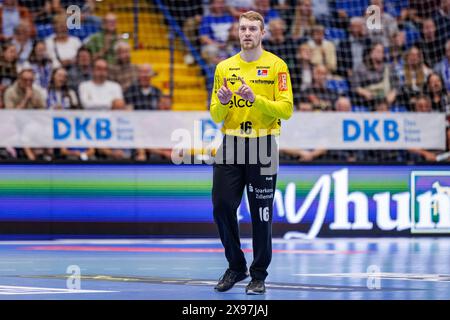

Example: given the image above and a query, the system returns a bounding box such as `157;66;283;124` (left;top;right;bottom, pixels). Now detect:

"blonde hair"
239;11;265;30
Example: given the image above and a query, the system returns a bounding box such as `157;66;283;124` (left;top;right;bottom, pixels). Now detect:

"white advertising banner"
0;110;446;150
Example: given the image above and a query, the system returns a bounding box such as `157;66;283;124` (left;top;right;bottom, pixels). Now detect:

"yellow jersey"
210;50;294;138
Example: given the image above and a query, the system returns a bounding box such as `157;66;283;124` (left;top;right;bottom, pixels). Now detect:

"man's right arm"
210;65;230;123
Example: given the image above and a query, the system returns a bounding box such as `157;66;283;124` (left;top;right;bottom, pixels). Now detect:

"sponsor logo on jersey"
250;79;274;85
256;66;270;69
229;67;240;71
257;69;268;77
227;74;239;85
278;72;288;91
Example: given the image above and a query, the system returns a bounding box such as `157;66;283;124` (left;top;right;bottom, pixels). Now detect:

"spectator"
199;0;234;49
291;43;314;104
124;64;161;110
85;13;120;65
4;67;46;109
45;14;82;69
33;0;63;25
366;0;398;48
395;46;432;109
67;46;92;92
97;99;134;161
415;18;446;68
226;0;254;19
0;42;18;107
374;98;390;112
202;44;224;94
337;17;372;78
351;42;397;109
27;40;53;92
334;96;352;112
0;0;35;41
78;58;123;110
254;0;280;39
158;94;172;110
432;0;450;42
324;97;356;162
408;95;440;162
424;72;449;112
11;20;34;64
299;65;338;111
262;18;296;69
109;41;139;91
290;0;315;41
307;25;337;73
224;22;240;58
271;0;296;33
388;31;407;66
434;39;450;92
47;67;79;109
404;0;440;27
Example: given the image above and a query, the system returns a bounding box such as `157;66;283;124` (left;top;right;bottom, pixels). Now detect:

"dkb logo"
53;117;112;141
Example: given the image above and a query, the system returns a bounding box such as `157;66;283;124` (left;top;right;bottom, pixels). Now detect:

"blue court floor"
0;238;448;300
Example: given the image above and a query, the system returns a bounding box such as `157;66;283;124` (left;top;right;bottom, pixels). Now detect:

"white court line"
293;273;450;282
0;285;117;295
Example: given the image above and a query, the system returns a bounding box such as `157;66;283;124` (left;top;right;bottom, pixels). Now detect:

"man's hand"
217;77;233;105
235;76;255;102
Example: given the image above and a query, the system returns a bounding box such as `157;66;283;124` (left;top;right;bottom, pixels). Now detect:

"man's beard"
241;38;260;50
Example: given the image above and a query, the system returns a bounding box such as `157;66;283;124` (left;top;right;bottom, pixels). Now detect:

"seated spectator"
366;0;398;48
199;0;234;49
85;13;120;65
109;41;139;91
307;25;337;73
415;18;446;68
202;44;224;95
67;46;92;91
424;72;449;112
408;95;441;162
33;0;63;24
47;67;79;109
0;42;18;108
388;31;407;66
291;43;314;105
27;40;53;92
351;42;397;109
224;22;240;58
45;14;82;69
337;17;372;78
432;0;450;42
78;58;123;110
334;96;352;112
124;64;161;110
323;97;357;162
434;39;450;91
158;94;172;110
290;0;315;41
254;0;280;39
226;0;254;19
374;98;390;112
11;20;34;65
0;0;35;41
299;65;338;111
97;98;134;161
395;46;432;109
402;0;440;28
262;18;296;68
23;147;54;161
4;67;46;109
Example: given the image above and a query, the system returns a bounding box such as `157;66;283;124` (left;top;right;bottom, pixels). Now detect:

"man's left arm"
252;61;294;120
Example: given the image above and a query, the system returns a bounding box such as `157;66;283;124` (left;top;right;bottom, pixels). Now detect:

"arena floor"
0;238;448;300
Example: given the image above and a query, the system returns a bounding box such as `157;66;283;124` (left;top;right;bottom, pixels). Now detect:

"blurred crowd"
0;0;449;162
0;0;171;161
168;0;450;162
